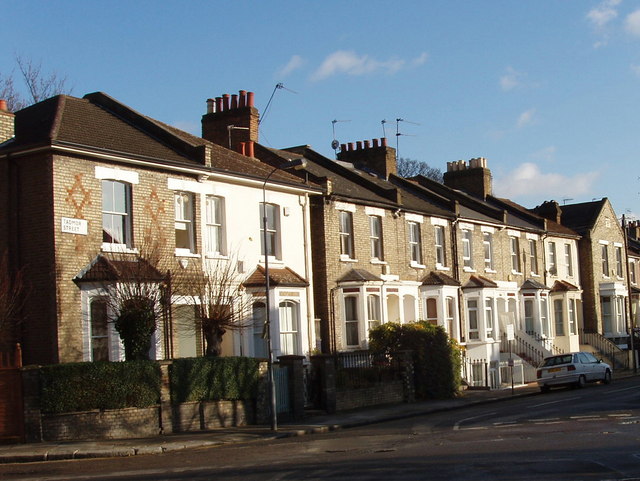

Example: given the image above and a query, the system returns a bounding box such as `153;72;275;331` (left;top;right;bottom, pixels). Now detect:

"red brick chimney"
337;137;397;179
201;90;259;156
443;158;492;200
533;200;562;224
0;100;15;144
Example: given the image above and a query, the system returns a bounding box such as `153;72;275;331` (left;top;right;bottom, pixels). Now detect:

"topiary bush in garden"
39;361;161;413
369;321;462;399
170;357;261;403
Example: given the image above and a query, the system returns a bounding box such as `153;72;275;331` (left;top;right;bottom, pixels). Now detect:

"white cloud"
277;55;305;78
494;163;599;200
311;50;420;81
587;0;621;29
500;67;523;91
625;9;640;36
412;52;429;66
516;108;536;128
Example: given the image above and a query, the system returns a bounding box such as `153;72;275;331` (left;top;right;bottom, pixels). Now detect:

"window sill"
205;253;228;260
410;261;426;269
463;267;476;273
340;256;358;263
175;250;201;258
370;259;387;265
101;243;138;254
511;270;522;276
436;265;450;271
484;268;496;274
530;273;540;277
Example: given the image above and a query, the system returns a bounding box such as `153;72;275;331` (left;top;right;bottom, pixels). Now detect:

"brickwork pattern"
336;381;404;411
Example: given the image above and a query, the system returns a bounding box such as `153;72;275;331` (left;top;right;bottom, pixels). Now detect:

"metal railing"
501;333;545;367
579;329;629;370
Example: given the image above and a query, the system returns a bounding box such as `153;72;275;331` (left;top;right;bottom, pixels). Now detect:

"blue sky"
3;1;640;218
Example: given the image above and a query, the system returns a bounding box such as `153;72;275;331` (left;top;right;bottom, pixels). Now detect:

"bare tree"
87;238;170;361
397;157;444;183
173;255;252;357
0;55;72;112
0;252;25;348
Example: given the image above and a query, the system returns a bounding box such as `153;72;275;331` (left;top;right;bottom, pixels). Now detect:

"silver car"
537;352;612;392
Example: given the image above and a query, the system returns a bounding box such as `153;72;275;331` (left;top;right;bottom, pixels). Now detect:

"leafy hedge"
170;357;261;403
369;321;462;399
39;361;161;413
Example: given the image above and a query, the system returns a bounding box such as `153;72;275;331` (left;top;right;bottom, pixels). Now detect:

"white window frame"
510;236;520;273
205;195;226;256
101;180;133;251
260;202;281;259
467;299;479;341
483;231;493;271
435;225;447;267
568;298;577;335
548;241;557;275
339;210;355;260
344;295;360;347
554;299;565;336
408;221;423;265
484;298;495;340
462;230;473;270
369;215;383;261
367;294;382;332
529;239;539;276
175;192;196;255
279;300;300;356
564;243;573;277
601;243;610;277
615;246;624;278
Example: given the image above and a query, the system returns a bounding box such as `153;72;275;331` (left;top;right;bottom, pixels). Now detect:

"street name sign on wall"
61;217;88;235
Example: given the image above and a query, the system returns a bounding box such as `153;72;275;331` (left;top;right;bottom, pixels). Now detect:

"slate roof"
421;271;461;286
492;197;579;237
462;275;498;289
336;269;382;283
74;255;166;283
3;92;311;188
264;144;455;219
520;278;549;290
550;280;580;292
242;265;308;288
556;199;608;235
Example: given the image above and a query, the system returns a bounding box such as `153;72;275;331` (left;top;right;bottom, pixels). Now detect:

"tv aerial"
260;83;298;126
331;119;351;157
395;118;420;161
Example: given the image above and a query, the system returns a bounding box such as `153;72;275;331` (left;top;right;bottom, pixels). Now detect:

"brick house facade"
0;92;319;365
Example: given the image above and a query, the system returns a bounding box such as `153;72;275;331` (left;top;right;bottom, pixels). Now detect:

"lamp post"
262;158;306;431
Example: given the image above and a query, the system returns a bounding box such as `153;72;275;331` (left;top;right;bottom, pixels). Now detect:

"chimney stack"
0;100;15;144
201;90;259;155
337;137;397;179
533;200;563;225
443;157;492;199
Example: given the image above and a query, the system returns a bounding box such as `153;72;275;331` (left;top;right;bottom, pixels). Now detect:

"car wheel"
540;385;550;393
576;375;586;388
602;370;612;384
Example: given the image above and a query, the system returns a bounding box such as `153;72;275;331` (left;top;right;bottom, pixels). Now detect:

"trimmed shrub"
170;357;261;403
369;321;462;399
39;361;161;413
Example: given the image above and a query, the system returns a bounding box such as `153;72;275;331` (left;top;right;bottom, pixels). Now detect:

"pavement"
0;382;544;464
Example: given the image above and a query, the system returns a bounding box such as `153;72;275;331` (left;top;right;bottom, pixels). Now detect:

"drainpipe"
451;216;463;343
300;193;315;354
622;215;637;372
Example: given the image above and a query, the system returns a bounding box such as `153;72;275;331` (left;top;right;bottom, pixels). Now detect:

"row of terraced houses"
0;90;638;389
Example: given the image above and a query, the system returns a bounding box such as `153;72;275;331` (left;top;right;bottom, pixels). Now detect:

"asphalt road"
2;377;639;481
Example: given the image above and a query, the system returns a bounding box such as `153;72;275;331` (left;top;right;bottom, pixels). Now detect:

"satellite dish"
331;139;340;150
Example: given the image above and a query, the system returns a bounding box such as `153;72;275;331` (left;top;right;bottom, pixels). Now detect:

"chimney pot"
231;94;238;109
222;94;230;111
206;98;215;114
215;97;223;113
364;140;370;148
239;141;246;156
247;140;255;158
0;100;7;111
348;142;355;151
356;141;363;150
239;90;247;107
373;138;379;148
247;91;255;107
381;137;387;147
340;143;347;152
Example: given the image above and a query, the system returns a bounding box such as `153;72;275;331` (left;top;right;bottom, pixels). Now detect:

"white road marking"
453;412;497;431
529;396;580;408
607;385;640;394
